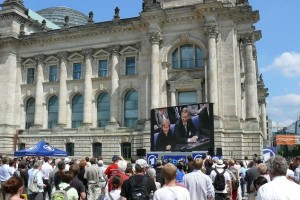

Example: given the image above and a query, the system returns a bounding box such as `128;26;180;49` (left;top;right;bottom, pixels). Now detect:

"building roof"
36;6;88;28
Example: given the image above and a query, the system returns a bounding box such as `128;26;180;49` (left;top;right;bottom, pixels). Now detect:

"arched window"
25;97;35;129
72;94;83;128
48;96;58;129
172;44;203;69
97;92;110;127
124;90;138;128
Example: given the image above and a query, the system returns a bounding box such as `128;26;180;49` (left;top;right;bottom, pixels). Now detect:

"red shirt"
108;171;129;192
104;163;118;178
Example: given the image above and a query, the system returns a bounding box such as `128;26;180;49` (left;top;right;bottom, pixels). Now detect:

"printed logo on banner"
192;153;206;160
163;155;186;164
44;145;55;151
147;153;158;166
263;147;277;162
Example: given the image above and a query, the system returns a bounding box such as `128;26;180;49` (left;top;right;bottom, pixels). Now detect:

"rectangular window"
49;65;58;82
18;143;25;150
178;91;197;106
27;68;35;84
73;63;81;80
126;57;136;75
98;60;108;77
121;143;131;159
66;143;74;156
93;143;102;158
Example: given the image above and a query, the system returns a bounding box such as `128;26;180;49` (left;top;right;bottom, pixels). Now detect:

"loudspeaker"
208;147;214;156
137;149;146;157
216;148;223;157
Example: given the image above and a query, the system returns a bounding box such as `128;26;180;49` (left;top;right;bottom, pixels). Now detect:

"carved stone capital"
240;33;254;45
149;31;163;44
109;45;120;55
57;52;68;61
34;54;45;64
204;24;219;39
82;48;94;58
258;99;266;105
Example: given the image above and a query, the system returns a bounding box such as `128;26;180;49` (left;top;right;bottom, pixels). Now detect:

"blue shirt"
176;169;185;183
0;164;14;182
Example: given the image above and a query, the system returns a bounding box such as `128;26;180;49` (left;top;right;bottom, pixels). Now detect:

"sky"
20;0;300;127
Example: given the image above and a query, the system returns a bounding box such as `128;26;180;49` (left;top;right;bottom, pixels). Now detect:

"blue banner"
163;155;186;165
147;153;158;166
263;147;278;162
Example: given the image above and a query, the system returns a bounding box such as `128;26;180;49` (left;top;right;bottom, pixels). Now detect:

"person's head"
135;159;148;173
64;157;71;164
118;160;128;173
215;160;225;169
98;160;104;167
3;176;24;195
79;160;87;169
57;160;66;170
228;159;235;167
177;162;183;171
239;161;245;168
161;119;170;135
187;155;193;162
125;163;133;176
244;156;248;160
112;155;119;163
295;156;300;166
18;160;27;169
162;163;177;182
90;157;97;165
85;157;90;162
9;159;15;167
44;156;49;163
130;157;136;164
181;108;190;124
266;155;288;180
33;160;43;170
253;176;268;191
248;161;255;168
257;163;268;175
69;164;80;176
147;168;156;179
61;171;74;184
111;175;122;190
156;159;162;167
1;157;8;164
193;158;203;170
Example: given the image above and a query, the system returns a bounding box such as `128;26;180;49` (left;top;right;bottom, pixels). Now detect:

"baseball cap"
112;155;119;161
136;159;148;168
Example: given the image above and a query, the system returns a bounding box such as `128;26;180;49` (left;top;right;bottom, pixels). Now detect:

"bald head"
162;163;177;181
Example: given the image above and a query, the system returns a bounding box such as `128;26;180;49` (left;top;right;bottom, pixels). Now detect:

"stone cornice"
19;17;147;46
0;36;20;46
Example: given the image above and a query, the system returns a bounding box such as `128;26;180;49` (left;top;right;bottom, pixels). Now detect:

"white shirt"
0;164;14;182
154;185;191;200
103;189;121;200
183;169;214;200
210;168;231;193
41;162;53;180
257;176;300;200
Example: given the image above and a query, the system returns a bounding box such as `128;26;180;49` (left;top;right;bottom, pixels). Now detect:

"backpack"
228;168;240;191
51;185;72;200
213;169;226;191
129;177;150;200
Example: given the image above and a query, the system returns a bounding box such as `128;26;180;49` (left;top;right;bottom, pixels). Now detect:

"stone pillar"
170;89;176;107
149;31;163;109
57;52;68;126
33;54;45;127
241;33;257;120
109;46;120;125
260;100;267;140
82;49;93;125
204;25;219;116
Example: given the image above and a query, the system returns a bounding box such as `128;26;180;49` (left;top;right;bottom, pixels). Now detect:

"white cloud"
261;52;300;77
267;94;300;126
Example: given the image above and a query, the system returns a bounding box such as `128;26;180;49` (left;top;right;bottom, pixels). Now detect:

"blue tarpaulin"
14;141;68;157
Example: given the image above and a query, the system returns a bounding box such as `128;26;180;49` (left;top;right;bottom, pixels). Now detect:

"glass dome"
37;7;88;28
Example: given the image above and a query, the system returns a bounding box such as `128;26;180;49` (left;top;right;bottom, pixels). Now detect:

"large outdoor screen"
150;103;214;152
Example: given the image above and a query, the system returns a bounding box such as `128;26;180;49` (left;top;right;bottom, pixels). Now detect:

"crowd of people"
1;154;300;200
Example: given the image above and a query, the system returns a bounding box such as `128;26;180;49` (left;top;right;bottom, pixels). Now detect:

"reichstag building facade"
0;0;268;160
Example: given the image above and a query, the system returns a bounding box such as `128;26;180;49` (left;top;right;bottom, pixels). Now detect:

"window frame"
71;94;83;128
92;142;102;158
98;59;108;77
27;68;35;84
172;44;203;69
124;90;138;128
25;97;35;129
73;62;82;80
178;91;197;106
125;56;136;75
49;65;58;82
66;143;74;156
121;142;131;159
97;92;110;127
48;96;58;129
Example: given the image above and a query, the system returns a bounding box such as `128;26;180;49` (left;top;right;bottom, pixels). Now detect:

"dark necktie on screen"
184;124;187;135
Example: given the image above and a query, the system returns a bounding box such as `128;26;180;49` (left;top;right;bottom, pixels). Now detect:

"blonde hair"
258;163;268;174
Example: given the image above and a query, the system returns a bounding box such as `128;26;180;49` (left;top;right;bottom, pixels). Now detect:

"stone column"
170;89;176;107
109;46;120;125
34;54;45;127
241;33;257;120
149;31;163;109
260;100;267;140
57;52;68;126
82;48;93;125
204;25;219;116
